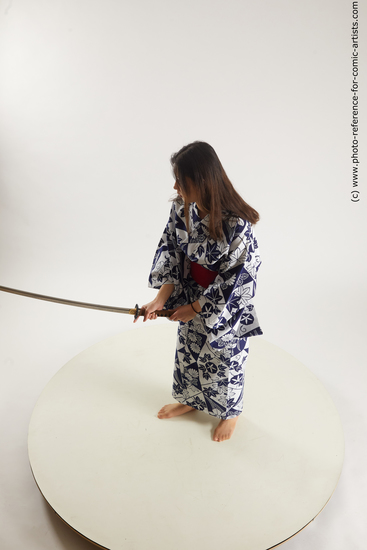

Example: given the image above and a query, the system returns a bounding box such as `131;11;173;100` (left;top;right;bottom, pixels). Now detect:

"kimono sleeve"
197;219;263;345
148;202;187;308
148;202;181;288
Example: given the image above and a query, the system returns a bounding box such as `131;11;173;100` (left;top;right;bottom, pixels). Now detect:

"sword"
0;285;175;320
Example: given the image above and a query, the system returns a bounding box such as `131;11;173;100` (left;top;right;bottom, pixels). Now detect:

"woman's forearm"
157;283;175;303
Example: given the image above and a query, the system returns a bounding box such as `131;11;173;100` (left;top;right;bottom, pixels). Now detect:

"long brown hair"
171;141;259;240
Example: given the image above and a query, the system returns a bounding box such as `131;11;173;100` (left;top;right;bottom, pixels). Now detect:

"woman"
142;141;262;442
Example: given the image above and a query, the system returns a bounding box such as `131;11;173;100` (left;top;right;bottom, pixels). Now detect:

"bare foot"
158;403;195;419
213;417;239;442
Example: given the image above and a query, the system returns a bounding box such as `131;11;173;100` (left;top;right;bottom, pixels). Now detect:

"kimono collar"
191;202;209;225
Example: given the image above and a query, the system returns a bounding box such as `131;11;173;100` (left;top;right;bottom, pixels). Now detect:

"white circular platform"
28;324;344;550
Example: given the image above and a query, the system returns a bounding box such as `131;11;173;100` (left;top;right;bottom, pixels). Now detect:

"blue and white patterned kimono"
149;199;262;419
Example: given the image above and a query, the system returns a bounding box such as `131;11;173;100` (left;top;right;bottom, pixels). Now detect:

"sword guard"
134;304;140;320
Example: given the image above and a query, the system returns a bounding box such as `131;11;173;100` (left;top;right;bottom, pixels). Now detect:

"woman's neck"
192;199;207;220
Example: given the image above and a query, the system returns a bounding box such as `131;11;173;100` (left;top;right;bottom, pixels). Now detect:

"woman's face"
173;177;183;198
173;176;198;204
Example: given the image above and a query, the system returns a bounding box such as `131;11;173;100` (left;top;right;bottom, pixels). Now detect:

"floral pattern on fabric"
148;200;262;419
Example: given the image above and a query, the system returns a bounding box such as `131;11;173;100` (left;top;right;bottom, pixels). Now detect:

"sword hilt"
155;309;176;318
136;305;176;319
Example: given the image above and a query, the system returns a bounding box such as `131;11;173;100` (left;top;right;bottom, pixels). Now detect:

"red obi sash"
190;261;218;289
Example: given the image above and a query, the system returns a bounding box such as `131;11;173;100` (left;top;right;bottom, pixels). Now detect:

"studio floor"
2;296;358;550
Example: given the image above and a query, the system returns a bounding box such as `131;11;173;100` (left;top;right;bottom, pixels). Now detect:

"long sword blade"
0;285;175;319
0;285;137;315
